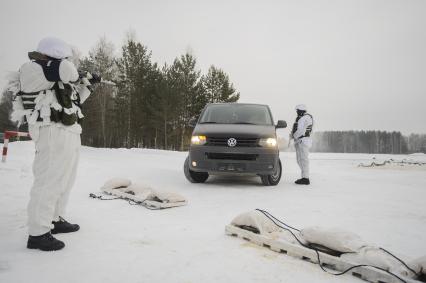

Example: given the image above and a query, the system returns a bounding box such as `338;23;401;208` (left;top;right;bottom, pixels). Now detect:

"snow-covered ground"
0;141;425;283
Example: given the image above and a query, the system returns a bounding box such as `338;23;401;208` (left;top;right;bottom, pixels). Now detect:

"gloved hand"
78;70;102;85
89;73;102;84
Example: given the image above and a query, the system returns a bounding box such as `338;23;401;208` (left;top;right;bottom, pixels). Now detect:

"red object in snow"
2;131;31;162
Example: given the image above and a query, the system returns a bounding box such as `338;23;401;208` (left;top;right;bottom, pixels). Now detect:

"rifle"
78;70;117;87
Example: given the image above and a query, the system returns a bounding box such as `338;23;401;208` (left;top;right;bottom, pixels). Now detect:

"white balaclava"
36;37;72;59
295;104;307;117
295;104;307;111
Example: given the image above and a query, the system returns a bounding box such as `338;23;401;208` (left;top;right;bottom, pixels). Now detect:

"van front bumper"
188;145;279;175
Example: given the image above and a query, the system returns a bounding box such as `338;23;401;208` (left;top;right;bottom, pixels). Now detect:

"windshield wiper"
199;121;218;124
232;122;256;125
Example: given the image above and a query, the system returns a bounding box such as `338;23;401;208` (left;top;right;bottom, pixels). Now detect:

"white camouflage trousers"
27;125;80;236
295;141;310;179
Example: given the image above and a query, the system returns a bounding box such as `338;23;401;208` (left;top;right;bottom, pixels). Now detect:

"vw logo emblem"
227;138;237;147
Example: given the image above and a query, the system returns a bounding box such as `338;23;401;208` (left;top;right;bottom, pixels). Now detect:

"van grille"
206;153;258;161
206;137;259;147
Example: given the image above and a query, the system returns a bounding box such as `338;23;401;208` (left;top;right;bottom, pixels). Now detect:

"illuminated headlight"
259;138;277;147
191;135;207;145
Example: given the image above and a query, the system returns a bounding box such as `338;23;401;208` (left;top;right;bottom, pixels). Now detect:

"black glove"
89;73;102;84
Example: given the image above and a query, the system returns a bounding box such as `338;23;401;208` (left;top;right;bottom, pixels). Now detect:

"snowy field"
0;141;425;283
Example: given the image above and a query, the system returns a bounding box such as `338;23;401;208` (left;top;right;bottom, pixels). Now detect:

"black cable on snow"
89;193;162;210
380;247;420;278
254;209;413;283
89;193;121;201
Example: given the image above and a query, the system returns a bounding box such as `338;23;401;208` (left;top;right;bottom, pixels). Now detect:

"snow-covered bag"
300;226;368;253
341;246;422;279
100;178;187;209
230;210;305;245
153;190;187;203
415;255;426;272
231;210;281;234
101;178;132;191
411;255;426;275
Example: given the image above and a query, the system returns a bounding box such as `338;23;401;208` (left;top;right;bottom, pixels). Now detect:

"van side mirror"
276;120;287;129
188;117;198;127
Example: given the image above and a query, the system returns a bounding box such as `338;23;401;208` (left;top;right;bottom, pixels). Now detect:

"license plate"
218;163;245;172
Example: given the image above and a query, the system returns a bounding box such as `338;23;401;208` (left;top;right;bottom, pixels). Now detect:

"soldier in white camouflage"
291;104;314;185
10;37;100;251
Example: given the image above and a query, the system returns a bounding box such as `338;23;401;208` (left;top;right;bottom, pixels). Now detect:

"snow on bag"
411;256;426;275
153;191;187;203
230;210;305;244
100;178;187;209
300;226;368;253
231;210;306;244
341;246;422;279
101;178;132;191
231;210;281;234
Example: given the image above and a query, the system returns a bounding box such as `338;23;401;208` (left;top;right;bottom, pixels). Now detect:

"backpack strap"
34;59;62;82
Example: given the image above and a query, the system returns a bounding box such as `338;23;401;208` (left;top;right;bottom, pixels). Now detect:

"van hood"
192;124;276;138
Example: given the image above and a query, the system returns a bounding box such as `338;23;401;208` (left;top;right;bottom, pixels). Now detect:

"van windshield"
199;104;273;125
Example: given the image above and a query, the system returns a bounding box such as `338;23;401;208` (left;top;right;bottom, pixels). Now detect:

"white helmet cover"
36;37;72;59
295;104;307;111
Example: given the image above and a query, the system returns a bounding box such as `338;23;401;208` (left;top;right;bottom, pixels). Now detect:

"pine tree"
116;39;154;148
80;37;118;147
168;53;204;150
201;65;240;103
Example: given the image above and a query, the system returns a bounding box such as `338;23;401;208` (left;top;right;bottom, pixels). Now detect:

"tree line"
311;131;426;154
1;37;425;154
79;37;240;150
0;36;240;149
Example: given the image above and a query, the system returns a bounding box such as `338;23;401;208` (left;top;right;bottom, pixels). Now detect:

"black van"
184;103;287;186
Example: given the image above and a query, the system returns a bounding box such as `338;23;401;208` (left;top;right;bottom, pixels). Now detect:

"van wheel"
184;156;209;183
261;159;282;186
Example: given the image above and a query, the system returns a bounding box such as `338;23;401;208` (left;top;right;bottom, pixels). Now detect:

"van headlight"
259;137;277;147
191;135;207;145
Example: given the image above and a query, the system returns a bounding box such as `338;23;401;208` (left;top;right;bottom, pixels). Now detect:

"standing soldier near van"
291;104;313;185
9;37;100;251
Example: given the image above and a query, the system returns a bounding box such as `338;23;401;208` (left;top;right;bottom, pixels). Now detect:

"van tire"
184;156;209;183
261;159;282;186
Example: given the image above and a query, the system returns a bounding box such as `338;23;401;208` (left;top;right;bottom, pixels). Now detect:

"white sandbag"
269;230;307;245
300;226;367;253
341;246;422;278
125;183;155;200
125;183;152;194
231;210;281;235
152;190;186;203
123;184;186;203
101;178;132;191
414;255;426;272
99;179;187;209
231;211;305;245
410;255;426;276
126;183;152;192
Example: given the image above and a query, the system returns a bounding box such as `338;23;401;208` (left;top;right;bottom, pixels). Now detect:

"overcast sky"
1;0;425;134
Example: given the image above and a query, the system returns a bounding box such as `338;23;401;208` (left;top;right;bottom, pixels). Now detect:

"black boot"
27;232;65;251
51;217;80;234
295;178;310;185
